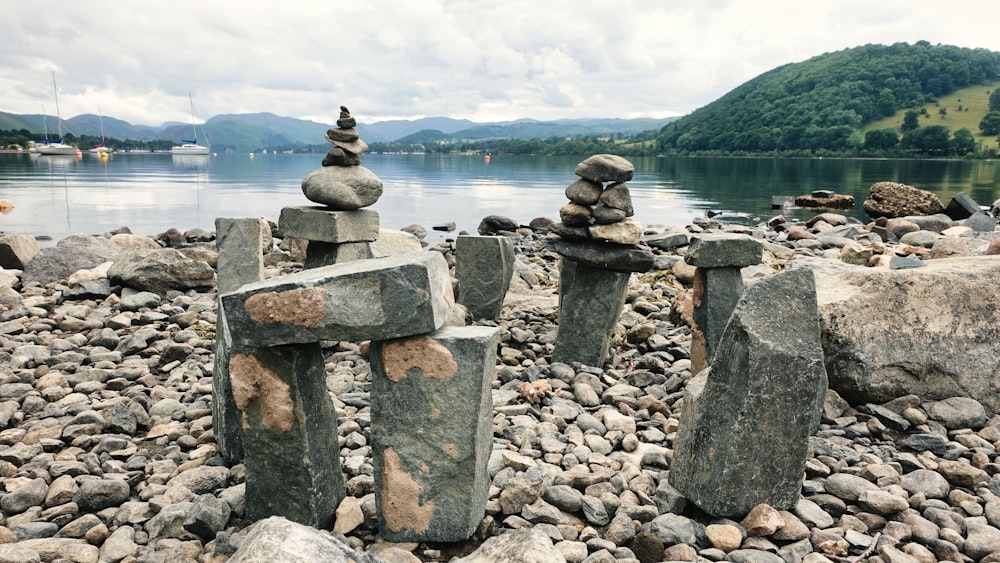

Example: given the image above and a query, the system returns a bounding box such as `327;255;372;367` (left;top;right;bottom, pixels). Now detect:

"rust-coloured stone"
380;335;458;382
229;353;295;432
244;287;326;328
381;448;434;534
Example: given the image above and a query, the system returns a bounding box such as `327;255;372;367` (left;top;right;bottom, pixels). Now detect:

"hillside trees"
981;111;1000;136
658;42;1000;155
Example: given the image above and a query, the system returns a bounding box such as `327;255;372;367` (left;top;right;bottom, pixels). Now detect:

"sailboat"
171;94;210;155
37;72;79;156
88;107;111;154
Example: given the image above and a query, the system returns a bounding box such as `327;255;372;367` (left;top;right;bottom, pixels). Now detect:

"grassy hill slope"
657;42;1000;155
863;82;998;149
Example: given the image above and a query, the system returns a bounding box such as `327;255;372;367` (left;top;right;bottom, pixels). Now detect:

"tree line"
0;128;177;151
656;42;1000;158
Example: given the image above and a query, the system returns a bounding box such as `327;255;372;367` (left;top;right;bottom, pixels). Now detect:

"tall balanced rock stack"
283;106;383;267
555;154;643;246
548;154;655;367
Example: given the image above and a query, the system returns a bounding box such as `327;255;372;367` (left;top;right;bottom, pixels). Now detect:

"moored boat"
171;94;211;156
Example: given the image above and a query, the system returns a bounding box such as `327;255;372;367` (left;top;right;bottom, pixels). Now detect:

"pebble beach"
1;205;1000;563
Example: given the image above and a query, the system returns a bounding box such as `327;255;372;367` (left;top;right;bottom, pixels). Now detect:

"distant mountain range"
0;110;677;151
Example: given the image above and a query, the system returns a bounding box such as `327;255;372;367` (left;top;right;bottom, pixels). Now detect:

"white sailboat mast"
52;72;64;139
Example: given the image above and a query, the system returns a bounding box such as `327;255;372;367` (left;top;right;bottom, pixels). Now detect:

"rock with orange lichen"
220;251;454;348
370;325;500;542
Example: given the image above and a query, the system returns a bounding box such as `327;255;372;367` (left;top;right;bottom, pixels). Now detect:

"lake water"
1;152;998;246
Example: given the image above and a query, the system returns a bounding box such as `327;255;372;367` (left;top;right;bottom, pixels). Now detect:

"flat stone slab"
546;238;655;273
221;252;453;348
685;233;763;268
278;207;379;243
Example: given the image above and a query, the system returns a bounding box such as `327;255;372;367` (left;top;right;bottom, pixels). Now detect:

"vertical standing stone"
552;258;630;367
231;343;344;528
670;268;827;518
213;217;268;463
685;233;763;374
455;235;515;320
369;326;500;542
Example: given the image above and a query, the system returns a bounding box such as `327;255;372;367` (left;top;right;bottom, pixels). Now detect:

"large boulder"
0;234;40;269
807;255;1000;411
863;182;945;219
21;234;122;286
108;248;216;294
228;517;381;562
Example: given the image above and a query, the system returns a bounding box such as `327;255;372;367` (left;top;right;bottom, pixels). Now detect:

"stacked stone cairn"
281;106;383;268
547;154;656;367
211;106;506;543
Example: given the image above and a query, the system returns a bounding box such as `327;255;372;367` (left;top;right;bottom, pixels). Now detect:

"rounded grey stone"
301;165;383;210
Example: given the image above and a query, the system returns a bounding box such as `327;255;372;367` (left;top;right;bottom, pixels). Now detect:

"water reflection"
0;153;998;245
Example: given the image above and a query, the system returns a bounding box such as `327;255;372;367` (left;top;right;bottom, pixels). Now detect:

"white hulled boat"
37;72;79;156
171;94;210;156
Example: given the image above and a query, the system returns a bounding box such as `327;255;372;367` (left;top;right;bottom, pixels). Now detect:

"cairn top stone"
574;154;634;183
685;233;763;268
323;106;369;158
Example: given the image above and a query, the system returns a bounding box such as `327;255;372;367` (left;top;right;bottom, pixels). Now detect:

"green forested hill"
657;42;1000;155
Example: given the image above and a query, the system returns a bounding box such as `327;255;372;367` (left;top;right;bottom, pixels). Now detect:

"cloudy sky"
2;1;999;127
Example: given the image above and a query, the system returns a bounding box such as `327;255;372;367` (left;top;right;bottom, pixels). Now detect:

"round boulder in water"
301;165;383;209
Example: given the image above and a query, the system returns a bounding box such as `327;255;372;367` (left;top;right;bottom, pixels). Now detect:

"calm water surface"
0;152;997;246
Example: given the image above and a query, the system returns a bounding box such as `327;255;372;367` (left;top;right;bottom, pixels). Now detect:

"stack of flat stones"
548;154;655;273
547;155;657;367
283;106;384;268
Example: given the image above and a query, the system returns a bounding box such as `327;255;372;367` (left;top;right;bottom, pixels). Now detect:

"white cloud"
0;0;998;126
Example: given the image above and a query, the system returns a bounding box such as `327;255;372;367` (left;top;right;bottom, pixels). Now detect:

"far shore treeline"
3;42;1000;159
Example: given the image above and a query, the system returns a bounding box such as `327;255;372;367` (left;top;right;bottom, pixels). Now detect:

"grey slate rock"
0;478;48;514
671;268;827;518
278;207;379;244
925;397;987;429
184;493;232;540
233;343;344;529
220;251;452;348
552;259;629;367
889;255;925;269
370;326;500;542
643;230;689;250
546;238;655;273
215;218;266;295
74;478;130;511
685;233;763;268
963;211;996;233
455;235;515;321
945;192;981;220
565;179;602;206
